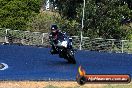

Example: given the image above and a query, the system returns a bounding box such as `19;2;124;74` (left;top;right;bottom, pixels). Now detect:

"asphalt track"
0;45;132;81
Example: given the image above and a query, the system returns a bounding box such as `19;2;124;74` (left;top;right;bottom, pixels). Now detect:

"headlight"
61;41;68;48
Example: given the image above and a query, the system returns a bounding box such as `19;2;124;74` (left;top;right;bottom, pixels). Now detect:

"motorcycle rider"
49;24;76;64
49;24;64;54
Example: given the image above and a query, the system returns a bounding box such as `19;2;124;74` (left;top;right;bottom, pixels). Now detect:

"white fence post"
80;32;83;50
121;40;128;53
41;33;48;45
80;0;86;50
42;33;45;45
5;29;10;43
121;40;124;53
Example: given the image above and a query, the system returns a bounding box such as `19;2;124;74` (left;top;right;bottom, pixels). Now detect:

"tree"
0;0;43;30
54;16;79;36
50;0;83;19
50;0;132;39
78;0;132;39
27;11;55;32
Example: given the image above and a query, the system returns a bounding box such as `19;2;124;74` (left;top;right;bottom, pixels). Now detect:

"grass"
44;85;60;88
43;85;132;88
43;85;88;88
0;81;132;88
43;83;132;88
103;83;132;88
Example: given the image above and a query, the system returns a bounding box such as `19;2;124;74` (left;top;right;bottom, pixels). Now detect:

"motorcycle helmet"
51;24;58;33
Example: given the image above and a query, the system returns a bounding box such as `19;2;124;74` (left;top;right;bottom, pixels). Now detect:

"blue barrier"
0;45;132;81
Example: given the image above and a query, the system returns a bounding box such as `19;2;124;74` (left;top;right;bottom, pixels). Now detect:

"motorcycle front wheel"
66;49;76;64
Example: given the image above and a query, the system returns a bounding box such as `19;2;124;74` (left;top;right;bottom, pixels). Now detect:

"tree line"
0;0;132;39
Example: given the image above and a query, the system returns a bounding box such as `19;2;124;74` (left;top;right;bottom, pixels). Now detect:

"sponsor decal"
76;66;131;85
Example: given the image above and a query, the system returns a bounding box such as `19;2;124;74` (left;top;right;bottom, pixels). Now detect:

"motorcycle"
51;33;76;64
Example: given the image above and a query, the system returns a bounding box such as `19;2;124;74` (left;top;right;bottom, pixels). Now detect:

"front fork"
59;48;74;59
58;48;67;58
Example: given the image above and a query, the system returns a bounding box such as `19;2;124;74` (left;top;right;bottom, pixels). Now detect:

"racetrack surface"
0;45;132;81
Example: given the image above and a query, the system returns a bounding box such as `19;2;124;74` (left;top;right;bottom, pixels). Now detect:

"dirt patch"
0;81;131;88
0;81;106;88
